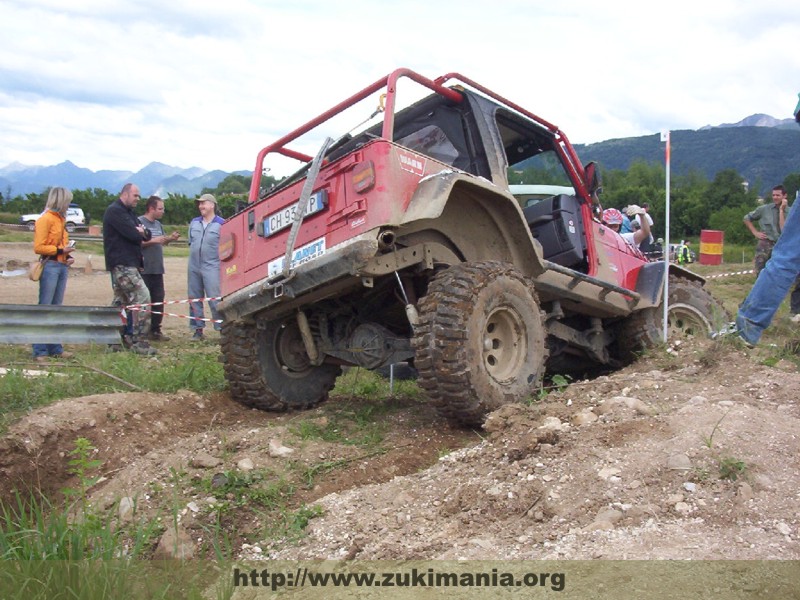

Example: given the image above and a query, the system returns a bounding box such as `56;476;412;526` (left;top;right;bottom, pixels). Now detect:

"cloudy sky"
1;0;798;176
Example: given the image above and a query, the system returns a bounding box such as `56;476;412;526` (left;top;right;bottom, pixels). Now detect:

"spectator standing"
735;199;800;343
139;196;180;341
188;193;225;340
743;184;800;320
676;240;693;265
744;185;788;275
102;183;157;355
32;187;76;363
729;92;800;344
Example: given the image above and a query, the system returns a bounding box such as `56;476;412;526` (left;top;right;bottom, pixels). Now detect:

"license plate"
264;190;328;237
267;237;327;276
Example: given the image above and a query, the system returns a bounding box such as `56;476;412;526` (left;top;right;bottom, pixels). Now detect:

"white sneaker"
791;313;800;323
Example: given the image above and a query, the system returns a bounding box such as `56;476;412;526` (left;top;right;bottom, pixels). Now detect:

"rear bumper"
218;239;379;322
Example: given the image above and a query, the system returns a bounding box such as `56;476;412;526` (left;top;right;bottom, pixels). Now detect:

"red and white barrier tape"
704;269;755;279
122;297;223;324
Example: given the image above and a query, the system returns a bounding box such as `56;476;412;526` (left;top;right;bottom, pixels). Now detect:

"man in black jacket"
103;183;157;355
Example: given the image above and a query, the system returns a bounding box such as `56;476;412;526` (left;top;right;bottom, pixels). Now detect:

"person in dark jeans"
139;195;181;341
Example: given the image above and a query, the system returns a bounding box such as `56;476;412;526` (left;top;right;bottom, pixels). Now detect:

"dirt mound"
0;390;250;503
1;337;799;561
260;342;800;560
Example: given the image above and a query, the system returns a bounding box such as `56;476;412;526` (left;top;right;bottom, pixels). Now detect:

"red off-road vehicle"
217;68;726;426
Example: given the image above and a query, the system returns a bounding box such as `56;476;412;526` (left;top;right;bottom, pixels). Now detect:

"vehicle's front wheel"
615;275;729;361
220;318;341;411
26;221;36;231
65;222;76;233
413;261;547;427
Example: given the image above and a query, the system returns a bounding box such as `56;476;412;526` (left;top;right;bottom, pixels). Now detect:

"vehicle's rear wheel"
413;261;547;427
65;222;76;233
615;275;729;361
26;221;35;231
220;318;341;411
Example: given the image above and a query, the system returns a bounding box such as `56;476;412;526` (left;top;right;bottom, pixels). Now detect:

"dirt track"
2;243;800;562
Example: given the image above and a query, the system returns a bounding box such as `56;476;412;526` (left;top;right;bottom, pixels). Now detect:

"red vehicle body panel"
219;67;647;299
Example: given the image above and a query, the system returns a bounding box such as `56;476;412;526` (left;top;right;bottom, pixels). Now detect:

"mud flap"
634;262;666;308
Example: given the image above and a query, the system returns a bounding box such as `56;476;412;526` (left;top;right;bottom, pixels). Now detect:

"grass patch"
717;456;748;481
333;366;423;401
0;344;225;433
0;438;159;563
263;504;324;543
191;469;293;511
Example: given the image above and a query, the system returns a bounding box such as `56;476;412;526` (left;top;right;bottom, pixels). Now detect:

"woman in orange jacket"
32;187;76;362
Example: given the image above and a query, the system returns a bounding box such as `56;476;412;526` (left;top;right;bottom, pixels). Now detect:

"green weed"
531;373;573;402
192;470;292;510
61;437;103;513
718;456;748;481
265;504;324;543
700;411;750;483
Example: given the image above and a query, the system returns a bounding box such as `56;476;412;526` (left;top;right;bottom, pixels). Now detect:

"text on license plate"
264;190;328;237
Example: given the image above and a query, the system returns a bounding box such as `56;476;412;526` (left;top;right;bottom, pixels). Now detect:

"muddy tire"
616;275;729;361
220;318;341;411
413;261;547;427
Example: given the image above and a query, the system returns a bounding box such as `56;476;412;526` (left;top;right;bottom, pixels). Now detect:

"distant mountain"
152;170;245;197
0;161;245;198
699;113;797;131
575;116;800;195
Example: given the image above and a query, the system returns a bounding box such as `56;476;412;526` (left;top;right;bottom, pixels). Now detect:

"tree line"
4;164;800;244
0;173;277;226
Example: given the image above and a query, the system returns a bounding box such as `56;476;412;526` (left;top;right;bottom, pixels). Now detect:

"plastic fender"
399;173;545;277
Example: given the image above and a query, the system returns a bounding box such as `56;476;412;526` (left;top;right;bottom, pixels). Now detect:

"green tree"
707;205;752;245
202;173;251;196
783;172;800;199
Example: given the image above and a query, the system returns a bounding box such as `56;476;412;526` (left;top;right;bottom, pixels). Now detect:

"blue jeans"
32;260;68;357
736;200;800;345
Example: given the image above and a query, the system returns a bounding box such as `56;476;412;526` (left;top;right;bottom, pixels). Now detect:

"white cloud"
0;0;798;175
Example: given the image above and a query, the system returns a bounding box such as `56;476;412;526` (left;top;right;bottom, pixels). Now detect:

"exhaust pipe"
378;229;396;250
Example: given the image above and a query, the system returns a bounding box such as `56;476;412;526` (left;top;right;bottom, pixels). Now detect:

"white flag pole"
661;130;671;343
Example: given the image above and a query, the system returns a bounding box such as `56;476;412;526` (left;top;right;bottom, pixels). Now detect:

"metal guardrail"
0;304;122;345
0;223;188;246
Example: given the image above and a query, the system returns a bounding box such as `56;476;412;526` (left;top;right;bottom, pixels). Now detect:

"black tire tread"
412;261;547;427
220;320;339;412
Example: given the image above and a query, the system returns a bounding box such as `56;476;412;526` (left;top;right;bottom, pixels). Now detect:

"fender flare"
399;171;546;277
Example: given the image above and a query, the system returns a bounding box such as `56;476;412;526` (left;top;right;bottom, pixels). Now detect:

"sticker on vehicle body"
267;237;326;277
397;149;426;176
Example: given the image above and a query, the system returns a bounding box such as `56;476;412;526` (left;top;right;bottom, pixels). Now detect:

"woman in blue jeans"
734;94;800;346
32;187;77;362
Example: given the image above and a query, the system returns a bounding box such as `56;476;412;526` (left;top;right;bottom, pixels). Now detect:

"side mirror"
584;161;602;201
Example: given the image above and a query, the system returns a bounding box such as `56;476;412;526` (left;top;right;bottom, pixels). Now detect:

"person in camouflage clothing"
102;183;157;355
743;184;800;319
744;185;788;275
731;93;800;344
